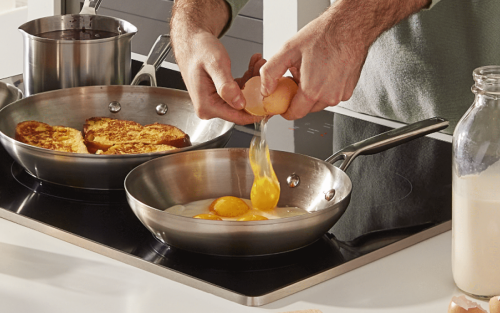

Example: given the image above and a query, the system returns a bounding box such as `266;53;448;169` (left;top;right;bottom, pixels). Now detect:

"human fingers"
235;53;266;88
310;101;332;113
204;51;246;110
281;88;317;120
248;53;263;74
187;70;261;125
259;45;301;97
252;57;266;77
202;96;263;124
289;67;300;84
219;80;245;110
215;104;263;125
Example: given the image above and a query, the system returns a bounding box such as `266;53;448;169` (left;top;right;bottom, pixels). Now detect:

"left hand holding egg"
174;30;264;125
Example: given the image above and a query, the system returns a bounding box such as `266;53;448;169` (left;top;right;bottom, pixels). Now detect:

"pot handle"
80;0;103;15
131;34;173;87
325;117;449;172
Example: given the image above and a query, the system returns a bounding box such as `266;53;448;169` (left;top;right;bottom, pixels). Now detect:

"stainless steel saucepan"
125;117;449;256
0;35;234;190
18;0;137;96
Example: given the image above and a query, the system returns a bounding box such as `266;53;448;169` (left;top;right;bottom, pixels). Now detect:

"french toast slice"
96;142;178;155
141;123;192;148
83;117;143;153
15;121;89;154
83;117;191;153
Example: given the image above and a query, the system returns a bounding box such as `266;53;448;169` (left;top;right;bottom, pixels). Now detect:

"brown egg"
242;76;298;116
490;296;500;313
448;295;487;313
241;76;266;116
262;77;298;115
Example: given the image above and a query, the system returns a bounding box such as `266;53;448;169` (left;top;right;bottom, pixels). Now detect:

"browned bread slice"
83;117;143;153
83;117;191;153
96;142;178;155
141;123;191;148
15;121;89;154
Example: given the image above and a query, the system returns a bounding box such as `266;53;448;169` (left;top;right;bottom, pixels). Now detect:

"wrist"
171;0;230;38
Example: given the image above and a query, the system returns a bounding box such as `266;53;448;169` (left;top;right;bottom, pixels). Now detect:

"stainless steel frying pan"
0;35;234;190
125;117;449;256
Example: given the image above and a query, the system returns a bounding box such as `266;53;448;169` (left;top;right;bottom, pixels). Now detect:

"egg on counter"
448;295;487;313
165;197;307;221
490;296;500;313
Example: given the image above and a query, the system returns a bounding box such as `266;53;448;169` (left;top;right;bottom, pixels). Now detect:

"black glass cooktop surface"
0;68;452;306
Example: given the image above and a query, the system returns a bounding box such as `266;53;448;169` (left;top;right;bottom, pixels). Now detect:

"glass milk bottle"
452;65;500;298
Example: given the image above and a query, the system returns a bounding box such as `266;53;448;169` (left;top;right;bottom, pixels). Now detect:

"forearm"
323;0;431;53
170;0;230;50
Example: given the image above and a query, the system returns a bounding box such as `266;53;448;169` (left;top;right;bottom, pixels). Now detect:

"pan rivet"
325;189;336;201
108;101;121;113
287;173;300;188
156;103;168;115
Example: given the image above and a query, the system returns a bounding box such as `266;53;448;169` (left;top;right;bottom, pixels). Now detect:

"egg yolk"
237;214;269;221
241;75;297;213
193;214;223;221
209;196;250;217
249;119;280;211
250;175;280;211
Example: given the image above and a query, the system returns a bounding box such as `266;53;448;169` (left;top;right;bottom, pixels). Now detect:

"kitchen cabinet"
63;0;263;77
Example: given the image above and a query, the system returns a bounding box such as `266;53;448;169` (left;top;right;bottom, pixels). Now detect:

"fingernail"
232;94;245;109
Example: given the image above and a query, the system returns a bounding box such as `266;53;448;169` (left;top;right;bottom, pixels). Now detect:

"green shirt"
338;0;500;134
221;0;249;36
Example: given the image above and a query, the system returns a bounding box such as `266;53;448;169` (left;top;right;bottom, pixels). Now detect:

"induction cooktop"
0;66;452;306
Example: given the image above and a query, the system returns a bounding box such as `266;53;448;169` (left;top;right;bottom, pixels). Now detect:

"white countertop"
0;217;489;313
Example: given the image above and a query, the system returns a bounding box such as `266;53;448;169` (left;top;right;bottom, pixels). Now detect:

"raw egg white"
241;76;297;213
165;198;307;221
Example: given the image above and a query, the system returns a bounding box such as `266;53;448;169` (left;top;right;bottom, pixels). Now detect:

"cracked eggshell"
448;295;487;313
242;76;297;116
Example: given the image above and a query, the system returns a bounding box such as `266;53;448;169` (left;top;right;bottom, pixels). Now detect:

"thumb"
210;65;246;110
219;80;245;110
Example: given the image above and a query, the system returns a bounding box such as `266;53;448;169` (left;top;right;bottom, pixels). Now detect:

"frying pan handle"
328;222;437;257
80;0;103;15
325;117;449;172
131;34;173;87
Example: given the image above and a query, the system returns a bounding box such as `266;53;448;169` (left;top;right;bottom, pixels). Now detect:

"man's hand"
170;0;264;125
260;0;431;120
